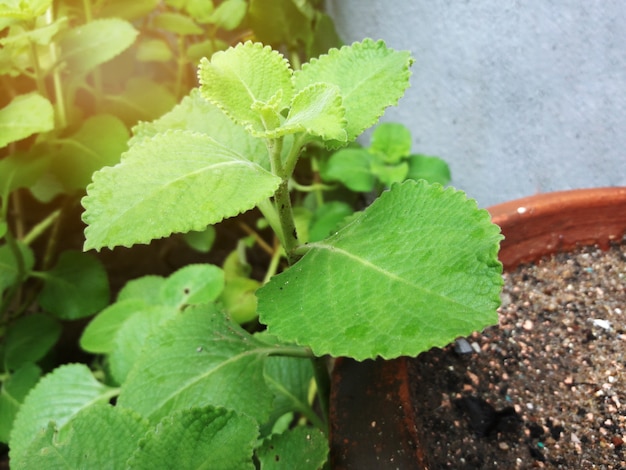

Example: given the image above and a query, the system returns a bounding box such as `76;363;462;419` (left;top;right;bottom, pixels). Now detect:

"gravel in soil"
408;238;626;469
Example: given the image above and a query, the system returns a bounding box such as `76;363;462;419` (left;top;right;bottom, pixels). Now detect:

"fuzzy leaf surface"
82;130;280;250
158;263;224;307
198;41;293;134
13;405;147;470
294;39;413;146
60;18;138;74
257;426;328;470
118;304;275;423
9;364;116;464
258;180;503;360
131;89;269;168
128;406;258;469
0;93;54;148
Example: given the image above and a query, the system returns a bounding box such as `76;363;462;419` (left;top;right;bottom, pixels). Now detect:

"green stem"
46;6;67;128
311;356;331;431
273;179;299;265
82;0;103;107
22;209;61;246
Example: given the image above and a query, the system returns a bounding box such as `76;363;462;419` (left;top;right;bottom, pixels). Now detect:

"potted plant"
4;36;506;468
329;186;626;468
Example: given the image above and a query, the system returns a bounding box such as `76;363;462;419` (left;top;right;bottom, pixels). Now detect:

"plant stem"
312;356;331;431
273;179;299;265
22;209;61;246
46;6;67;128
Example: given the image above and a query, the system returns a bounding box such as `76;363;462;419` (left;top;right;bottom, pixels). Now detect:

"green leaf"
51;114;129;191
0;150;50;194
128;406;258;469
407;154;451;185
159;264;224;307
131;89;269;168
117;275;165;304
198;41;294;135
60;18;138;74
83;130;281;250
136;38;173;62
277;83;346;141
4;314;61;370
248;0;311;48
370;160;409;187
80;298;147;354
322;148;375;192
369;122;412;164
37;250;110;320
294;39;413;145
109;305;177;384
219;276;260;324
183;225;216;253
97;0;160;20
0;241;34;293
118;304;275;423
104;77;178;125
258;180;503;360
9;364;117;464
0;363;41;444
0;93;54;148
13;404;148;470
263;356;314;427
153;11;203;35
308;201;354;242
207;0;246;30
257;426;328;470
0;0;50;20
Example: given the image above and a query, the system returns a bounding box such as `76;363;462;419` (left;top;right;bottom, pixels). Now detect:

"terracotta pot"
329;186;626;469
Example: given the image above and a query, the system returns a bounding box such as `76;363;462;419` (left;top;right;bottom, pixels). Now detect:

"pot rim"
488;186;626;270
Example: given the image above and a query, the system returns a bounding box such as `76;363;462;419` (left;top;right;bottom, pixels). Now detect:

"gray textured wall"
326;1;626;207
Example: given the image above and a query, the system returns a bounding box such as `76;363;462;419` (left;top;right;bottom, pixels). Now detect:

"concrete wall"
326;1;626;207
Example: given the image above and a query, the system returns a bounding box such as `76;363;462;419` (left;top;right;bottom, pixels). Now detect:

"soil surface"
408;238;626;469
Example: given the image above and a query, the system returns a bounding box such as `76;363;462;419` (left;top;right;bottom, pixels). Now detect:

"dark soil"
408;238;626;469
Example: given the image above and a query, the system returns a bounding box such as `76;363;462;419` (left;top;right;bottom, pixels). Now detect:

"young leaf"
257;426;328;470
248;0;311;49
0;363;41;444
369;122;412;164
13;404;148;470
407;154;451;185
118;304;275;423
37;250;110;320
0;93;54;148
321;148;375;192
59;18;138;74
116;275;165;304
207;0;247;30
127;406;258;470
80;298;148;354
82;130;281;250
198;41;294;135
294;39;413;146
9;364;117;464
152;12;203;35
0;0;51;20
183;225;216;253
278;83;347;142
3;313;61;370
158;263;224;307
257;180;503;360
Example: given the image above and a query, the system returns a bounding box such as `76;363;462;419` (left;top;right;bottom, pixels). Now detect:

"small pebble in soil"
408;237;626;469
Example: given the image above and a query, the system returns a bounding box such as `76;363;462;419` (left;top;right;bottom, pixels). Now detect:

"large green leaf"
12;404;148;470
82;130;281;250
257;180;503;360
127;406;258;469
0;93;54;148
37;250;110;320
59;18;138;74
293;39;413;146
118;304;276;423
198;41;294;135
9;364;117;464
